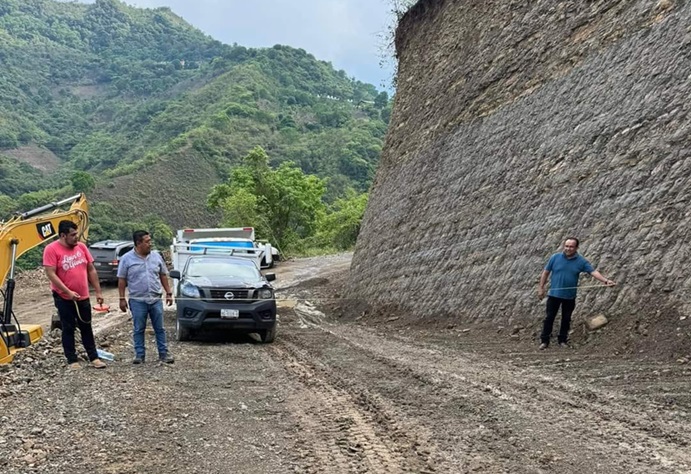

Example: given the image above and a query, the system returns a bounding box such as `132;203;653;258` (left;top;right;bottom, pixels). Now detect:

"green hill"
0;0;389;241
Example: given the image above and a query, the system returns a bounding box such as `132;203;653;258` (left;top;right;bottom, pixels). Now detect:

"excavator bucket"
1;325;43;364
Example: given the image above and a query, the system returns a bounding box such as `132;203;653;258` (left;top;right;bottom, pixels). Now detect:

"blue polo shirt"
545;252;594;300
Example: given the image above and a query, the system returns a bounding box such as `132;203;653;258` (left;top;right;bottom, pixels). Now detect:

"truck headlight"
180;282;201;299
257;288;273;299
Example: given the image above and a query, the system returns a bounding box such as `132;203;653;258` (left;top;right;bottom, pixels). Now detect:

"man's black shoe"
159;353;175;364
132;356;145;364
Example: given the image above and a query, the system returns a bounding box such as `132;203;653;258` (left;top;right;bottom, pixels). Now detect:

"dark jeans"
53;292;98;363
540;296;576;345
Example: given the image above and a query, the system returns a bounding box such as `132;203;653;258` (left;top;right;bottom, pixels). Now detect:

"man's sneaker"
132;356;145;364
68;362;81;369
91;358;106;369
558;342;570;349
539;343;549;350
159;353;175;364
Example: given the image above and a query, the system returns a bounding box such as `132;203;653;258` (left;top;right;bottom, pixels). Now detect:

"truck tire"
260;325;277;343
176;319;191;342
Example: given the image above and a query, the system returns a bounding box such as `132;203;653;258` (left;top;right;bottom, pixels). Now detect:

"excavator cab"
0;193;89;364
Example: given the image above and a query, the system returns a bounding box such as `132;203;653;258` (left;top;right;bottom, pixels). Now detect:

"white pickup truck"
170;228;275;283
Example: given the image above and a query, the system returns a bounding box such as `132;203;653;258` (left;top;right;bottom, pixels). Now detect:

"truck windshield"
186;259;260;280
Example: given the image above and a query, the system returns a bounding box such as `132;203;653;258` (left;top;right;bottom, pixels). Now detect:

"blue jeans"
129;299;169;358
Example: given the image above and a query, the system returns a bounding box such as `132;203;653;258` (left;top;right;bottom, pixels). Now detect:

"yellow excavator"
0;193;89;364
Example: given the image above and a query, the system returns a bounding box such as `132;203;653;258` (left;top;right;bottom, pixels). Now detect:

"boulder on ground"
587;314;609;331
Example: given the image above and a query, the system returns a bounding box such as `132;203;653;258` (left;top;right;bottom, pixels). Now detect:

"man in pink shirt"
43;220;106;369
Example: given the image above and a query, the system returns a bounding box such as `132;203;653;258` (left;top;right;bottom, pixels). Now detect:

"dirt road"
2;253;691;473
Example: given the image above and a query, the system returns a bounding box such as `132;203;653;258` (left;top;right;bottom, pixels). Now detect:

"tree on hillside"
374;91;389;109
0;194;16;219
313;192;368;250
70;171;95;193
208;146;326;249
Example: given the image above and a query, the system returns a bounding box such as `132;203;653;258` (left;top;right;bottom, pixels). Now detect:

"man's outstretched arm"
590;270;615;286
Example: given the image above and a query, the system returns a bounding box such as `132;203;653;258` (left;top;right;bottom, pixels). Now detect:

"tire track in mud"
270;340;443;473
277;329;527;472
318;324;691;473
383;333;691;458
526;358;691;411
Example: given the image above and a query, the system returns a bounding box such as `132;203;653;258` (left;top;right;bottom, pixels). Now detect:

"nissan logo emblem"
224;292;235;300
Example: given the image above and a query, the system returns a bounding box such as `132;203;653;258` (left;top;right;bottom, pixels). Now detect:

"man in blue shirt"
118;230;175;364
537;237;615;349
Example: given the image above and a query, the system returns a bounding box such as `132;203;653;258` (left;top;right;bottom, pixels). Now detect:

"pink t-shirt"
43;241;94;300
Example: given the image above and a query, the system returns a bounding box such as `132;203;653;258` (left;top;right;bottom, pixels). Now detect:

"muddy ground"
1;253;691;473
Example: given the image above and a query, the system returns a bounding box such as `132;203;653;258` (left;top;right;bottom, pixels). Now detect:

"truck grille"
208;289;252;303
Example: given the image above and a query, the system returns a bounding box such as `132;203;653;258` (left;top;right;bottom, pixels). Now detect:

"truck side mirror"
170;270;181;280
265;273;276;282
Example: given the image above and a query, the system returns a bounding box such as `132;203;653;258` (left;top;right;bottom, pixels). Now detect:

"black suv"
89;240;134;282
170;255;277;342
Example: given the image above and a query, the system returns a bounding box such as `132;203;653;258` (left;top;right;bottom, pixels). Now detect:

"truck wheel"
176;319;191;342
260;325;277;343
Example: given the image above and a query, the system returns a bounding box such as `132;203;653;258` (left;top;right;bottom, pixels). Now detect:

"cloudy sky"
72;0;398;91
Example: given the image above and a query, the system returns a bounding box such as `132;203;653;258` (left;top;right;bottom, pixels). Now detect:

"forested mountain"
0;0;389;250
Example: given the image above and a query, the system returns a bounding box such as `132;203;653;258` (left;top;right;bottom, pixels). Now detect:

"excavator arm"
0;193;89;364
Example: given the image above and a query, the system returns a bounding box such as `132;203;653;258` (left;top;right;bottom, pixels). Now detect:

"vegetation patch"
0;0;390;262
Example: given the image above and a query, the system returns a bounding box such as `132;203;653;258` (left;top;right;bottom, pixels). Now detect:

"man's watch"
166;292;173;296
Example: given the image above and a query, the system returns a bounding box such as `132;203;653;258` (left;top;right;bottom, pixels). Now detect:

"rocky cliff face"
349;0;690;330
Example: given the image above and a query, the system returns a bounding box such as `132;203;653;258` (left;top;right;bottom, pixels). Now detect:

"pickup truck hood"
184;275;265;288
